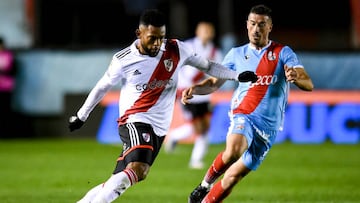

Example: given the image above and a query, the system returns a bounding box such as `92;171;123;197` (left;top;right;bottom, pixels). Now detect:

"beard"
140;42;159;57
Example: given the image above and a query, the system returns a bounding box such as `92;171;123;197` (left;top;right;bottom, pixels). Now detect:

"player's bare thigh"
223;133;248;162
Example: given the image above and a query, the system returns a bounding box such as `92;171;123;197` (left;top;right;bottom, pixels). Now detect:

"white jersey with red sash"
222;41;304;130
77;39;197;136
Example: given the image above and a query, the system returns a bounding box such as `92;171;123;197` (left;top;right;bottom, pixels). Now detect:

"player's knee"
127;162;150;181
223;150;241;163
137;171;148;181
227;175;240;186
224;170;249;186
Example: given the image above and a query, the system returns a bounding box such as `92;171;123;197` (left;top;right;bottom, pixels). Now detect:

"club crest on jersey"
164;59;173;72
267;51;276;61
142;132;151;142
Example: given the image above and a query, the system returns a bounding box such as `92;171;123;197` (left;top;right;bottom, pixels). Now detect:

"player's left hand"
284;64;298;83
238;71;258;83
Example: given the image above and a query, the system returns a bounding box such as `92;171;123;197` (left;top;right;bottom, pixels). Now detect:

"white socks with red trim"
76;183;103;203
78;168;138;203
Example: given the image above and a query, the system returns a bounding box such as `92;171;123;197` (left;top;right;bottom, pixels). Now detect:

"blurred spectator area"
1;0;360;138
35;0;357;50
3;0;360;115
0;0;359;50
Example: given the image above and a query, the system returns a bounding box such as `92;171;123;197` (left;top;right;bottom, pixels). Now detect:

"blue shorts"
228;114;277;170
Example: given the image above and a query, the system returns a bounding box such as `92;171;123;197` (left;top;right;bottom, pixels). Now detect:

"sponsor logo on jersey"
163;59;173;72
135;78;174;92
249;75;278;88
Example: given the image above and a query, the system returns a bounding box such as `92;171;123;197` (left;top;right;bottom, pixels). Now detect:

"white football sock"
76;183;104;203
190;134;208;167
91;168;138;203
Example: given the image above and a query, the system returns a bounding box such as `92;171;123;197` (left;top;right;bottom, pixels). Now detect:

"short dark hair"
250;4;272;20
139;9;166;27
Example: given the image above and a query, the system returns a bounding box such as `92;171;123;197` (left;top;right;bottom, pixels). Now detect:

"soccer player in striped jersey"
186;4;313;203
68;9;257;203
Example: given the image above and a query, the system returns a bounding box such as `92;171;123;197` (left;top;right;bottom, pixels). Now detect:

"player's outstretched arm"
185;55;257;82
181;77;225;105
67;73;114;132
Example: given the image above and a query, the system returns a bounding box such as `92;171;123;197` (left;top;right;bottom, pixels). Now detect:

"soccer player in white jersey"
186;4;314;203
165;21;223;169
68;9;257;203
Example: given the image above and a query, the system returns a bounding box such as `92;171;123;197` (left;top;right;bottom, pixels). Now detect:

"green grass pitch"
0;138;359;203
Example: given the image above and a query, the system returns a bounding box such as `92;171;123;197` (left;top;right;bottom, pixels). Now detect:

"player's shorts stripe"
130;123;140;146
126;123;139;147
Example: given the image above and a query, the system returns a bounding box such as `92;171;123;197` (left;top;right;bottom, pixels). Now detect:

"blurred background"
0;0;359;143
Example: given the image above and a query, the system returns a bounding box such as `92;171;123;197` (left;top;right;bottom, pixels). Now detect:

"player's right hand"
284;64;297;83
68;115;85;132
238;71;258;83
181;88;194;105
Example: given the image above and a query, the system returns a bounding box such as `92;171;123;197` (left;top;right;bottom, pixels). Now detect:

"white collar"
248;40;272;52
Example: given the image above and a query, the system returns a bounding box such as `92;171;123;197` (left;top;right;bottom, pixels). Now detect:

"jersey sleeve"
221;48;236;71
76;55;124;121
178;39;196;59
106;56;126;85
280;46;304;69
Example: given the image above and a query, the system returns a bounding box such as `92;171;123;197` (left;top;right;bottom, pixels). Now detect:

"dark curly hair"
139;9;166;27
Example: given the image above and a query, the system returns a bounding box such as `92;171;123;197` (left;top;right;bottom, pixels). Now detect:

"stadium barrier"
97;90;360;144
